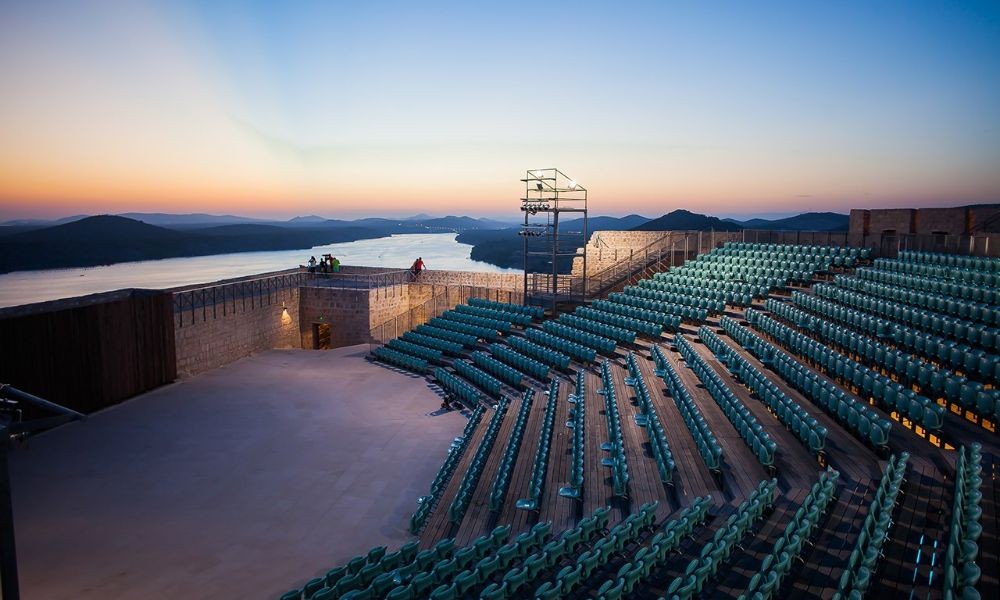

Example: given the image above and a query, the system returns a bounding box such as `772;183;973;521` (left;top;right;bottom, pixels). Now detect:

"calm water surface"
0;233;515;308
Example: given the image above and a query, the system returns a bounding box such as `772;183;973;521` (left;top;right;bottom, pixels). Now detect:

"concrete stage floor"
10;345;466;599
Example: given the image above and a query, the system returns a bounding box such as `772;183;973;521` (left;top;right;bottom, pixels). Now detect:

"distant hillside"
0;215;384;274
0;215;88;227
732;212;848;231
120;212;268;227
287;215;327;224
561;214;650;232
633;209;743;232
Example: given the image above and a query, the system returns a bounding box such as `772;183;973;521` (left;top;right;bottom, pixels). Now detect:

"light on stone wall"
280;302;292;326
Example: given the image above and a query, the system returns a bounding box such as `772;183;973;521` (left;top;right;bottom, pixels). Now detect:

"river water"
0;233;515;309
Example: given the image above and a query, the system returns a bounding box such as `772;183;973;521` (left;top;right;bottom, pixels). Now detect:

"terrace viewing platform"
1;222;998;600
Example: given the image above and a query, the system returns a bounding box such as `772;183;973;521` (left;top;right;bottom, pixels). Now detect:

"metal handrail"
304;269;413;290
172;271;304;324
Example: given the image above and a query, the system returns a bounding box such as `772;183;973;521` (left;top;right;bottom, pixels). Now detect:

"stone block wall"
571;231;682;276
299;286;374;349
173;287;300;377
413;269;520;289
914;208;967;235
173;268;526;374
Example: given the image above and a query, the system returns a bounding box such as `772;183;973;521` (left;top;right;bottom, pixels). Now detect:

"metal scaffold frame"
519;168;588;311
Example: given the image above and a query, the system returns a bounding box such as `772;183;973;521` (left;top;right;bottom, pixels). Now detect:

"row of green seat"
489;390;534;511
401;330;465;356
590;300;688;337
468;297;545;320
716;242;872;260
814;283;1000;353
434;366;484;408
507;336;571;370
624;284;725;313
543;320;617;354
455;303;532;326
857;266;999;305
664;479;778;599
625;352;676;483
653;269;766;297
832;454;907;600
767;298;1000;422
676;333;777;468
559;313;636;344
384;527;514;600
790;291;999;385
416;324;478;348
487;343;550;380
638;277;753;306
696;248;839;268
873;256;998;287
600;360;631;497
409;407;484;534
429;317;500;342
472;351;525;388
386;338;443;363
441;309;513;333
682;246;842;286
718;241;866;258
280;541;420;599
373;346;428;373
833;275;1000;327
746;308;947;431
448;398;510;523
652;345;723;470
720;316;892;450
699;254;834;272
578;305;664;338
530;502;659;600
383;538;461;599
681;263;825;288
943;443;984;600
516;379;560;510
607;291;707;322
897;249;999;273
700;325;827;455
559;370;586;499
453;360;503;397
525;328;598;362
593;496;713;600
740;469;841;600
479;512;610;599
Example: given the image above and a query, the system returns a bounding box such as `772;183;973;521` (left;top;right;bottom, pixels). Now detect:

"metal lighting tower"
519;168;588;311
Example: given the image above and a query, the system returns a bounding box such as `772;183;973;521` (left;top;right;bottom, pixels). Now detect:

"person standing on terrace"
411;257;425;278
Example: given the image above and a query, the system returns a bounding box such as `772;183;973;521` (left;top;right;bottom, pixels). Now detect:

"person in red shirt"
411;257;425;277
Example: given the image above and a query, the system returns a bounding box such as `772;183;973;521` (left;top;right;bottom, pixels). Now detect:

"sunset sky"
1;1;998;220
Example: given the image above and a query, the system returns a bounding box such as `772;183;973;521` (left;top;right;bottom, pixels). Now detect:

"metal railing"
172;271;304;326
303;269;414;289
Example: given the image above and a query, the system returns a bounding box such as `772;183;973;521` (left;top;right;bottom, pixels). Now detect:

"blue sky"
1;0;998;219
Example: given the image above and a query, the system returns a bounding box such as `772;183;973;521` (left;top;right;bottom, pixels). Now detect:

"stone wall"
570;231;704;276
173;268;525;373
299;286;375;349
173;287;300;377
412;269;520;289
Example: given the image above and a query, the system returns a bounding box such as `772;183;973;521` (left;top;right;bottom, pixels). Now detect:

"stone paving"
10;345;465;599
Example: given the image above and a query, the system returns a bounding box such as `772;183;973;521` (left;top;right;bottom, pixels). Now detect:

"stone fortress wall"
172;267;522;376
